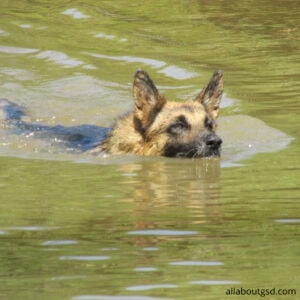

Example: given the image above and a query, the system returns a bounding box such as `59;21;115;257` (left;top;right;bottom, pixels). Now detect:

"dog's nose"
205;134;222;148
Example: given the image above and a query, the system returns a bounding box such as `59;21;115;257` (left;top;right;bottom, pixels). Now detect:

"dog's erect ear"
133;70;166;135
194;70;223;119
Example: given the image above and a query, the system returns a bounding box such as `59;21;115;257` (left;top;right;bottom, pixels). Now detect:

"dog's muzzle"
204;133;222;152
164;133;222;158
195;133;222;158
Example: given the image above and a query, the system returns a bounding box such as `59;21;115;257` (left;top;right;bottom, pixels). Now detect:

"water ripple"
126;284;177;291
142;247;160;251
95;33;116;40
4;226;60;231
275;219;300;223
36;50;84;68
94;33;127;43
158;65;197;80
42;240;78;246
84;52;166;69
0;45;39;54
134;267;158;272
60;255;110;261
51;275;87;281
83;52;196;79
169;261;224;266
128;229;198;236
62;8;90;19
19;24;32;29
0;29;9;36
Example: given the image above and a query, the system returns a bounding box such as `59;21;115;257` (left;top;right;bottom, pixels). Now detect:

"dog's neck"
99;113;151;155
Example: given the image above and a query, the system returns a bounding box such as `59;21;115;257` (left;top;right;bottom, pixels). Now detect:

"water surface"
0;1;299;299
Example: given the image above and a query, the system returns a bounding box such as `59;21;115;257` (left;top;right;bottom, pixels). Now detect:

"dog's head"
133;70;223;158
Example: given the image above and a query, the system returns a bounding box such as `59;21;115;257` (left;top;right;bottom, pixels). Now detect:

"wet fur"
93;70;224;158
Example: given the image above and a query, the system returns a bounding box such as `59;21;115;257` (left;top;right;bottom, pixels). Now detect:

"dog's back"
0;98;110;152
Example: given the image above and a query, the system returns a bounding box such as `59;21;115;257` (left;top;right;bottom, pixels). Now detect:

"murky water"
0;1;299;299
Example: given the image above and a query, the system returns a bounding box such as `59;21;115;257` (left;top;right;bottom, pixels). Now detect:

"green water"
0;1;299;299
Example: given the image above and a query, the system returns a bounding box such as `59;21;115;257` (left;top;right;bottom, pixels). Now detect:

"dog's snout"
205;134;222;148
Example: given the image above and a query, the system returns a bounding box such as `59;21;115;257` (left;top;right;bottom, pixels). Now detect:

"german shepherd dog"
0;70;223;158
93;69;223;158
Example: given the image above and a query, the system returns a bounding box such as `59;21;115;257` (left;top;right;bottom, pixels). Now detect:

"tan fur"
93;70;224;158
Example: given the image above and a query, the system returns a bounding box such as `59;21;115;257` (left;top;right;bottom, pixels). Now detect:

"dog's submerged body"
0;70;223;158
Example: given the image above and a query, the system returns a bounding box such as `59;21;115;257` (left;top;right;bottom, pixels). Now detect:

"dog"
0;69;223;158
92;69;223;158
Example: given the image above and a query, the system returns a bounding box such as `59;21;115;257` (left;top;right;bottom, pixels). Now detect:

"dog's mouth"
164;140;222;159
175;148;221;159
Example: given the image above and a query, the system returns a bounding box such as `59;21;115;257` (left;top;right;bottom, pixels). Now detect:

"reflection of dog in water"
0;70;223;158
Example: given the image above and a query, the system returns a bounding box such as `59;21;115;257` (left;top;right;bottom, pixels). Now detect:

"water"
0;1;299;299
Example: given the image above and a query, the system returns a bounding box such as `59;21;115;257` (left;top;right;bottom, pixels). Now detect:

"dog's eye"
173;122;185;130
205;117;214;130
168;119;189;134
